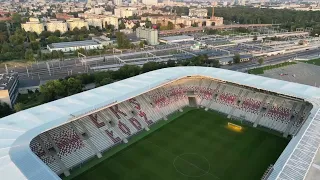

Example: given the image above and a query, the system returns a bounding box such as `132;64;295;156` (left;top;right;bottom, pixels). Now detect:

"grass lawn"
300;58;320;66
248;61;297;74
71;109;288;180
15;93;44;110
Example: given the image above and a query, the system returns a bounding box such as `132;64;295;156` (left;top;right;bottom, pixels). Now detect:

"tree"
105;24;115;34
14;103;23;112
206;29;218;35
116;32;130;49
0;102;13;118
139;40;147;48
298;40;304;45
233;53;241;64
65;78;82;95
118;21;125;30
205;59;220;68
167;21;174;30
0;32;8;43
30;41;40;51
93;71;113;85
37;50;42;60
80;26;88;33
58;50;64;61
47;35;61;44
115;64;141;80
78;73;94;84
142;61;160;73
1;43;10;53
145;18;152;28
53;30;61;37
11;13;22;23
40;80;66;101
191;23;199;27
253;35;258;41
98;78;114;87
27;32;38;42
73;27;80;33
132;22;140;31
9;30;25;45
25;49;34;61
258;57;264;65
167;60;176;67
40;31;52;38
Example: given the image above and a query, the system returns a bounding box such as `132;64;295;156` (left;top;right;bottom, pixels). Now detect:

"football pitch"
72;109;289;180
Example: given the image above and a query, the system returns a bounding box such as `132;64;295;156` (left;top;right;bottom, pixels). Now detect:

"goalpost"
228;122;243;131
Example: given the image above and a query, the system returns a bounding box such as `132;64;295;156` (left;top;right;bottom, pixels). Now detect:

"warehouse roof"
159;35;194;42
48;40;100;49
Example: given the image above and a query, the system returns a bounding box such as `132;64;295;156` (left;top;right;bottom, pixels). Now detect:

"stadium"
1;67;320;180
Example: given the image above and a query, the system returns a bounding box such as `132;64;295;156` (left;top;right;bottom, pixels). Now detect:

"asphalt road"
224;49;320;71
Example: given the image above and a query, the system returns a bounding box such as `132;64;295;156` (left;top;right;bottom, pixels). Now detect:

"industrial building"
47;40;104;52
136;27;159;45
0;73;19;107
92;36;114;46
159;35;194;44
217;54;253;65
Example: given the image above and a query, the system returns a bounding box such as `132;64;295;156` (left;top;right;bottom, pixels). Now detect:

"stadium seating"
30;77;309;176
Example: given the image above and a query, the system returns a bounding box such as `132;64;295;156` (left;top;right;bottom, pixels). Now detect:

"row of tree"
24;55;220;108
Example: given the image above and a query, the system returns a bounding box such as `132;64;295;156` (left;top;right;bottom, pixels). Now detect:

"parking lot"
262;62;320;87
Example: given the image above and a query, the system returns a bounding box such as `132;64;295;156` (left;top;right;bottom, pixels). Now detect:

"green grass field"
248;61;297;74
300;58;320;66
72;109;288;180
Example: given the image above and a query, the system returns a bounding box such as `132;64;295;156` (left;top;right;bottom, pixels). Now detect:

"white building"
114;7;138;18
142;0;158;6
92;36;114;46
47;40;104;52
113;0;122;6
136;27;159;45
159;35;194;43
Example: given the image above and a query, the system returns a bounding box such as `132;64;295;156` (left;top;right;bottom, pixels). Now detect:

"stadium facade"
0;67;320;180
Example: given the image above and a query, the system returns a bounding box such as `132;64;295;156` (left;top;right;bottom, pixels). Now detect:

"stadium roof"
48;40;100;49
1;67;320;180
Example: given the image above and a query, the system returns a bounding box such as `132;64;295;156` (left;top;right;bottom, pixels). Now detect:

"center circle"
173;153;210;177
